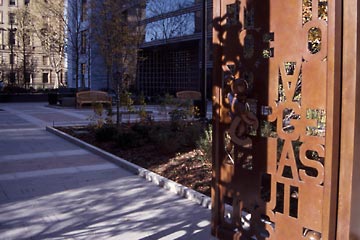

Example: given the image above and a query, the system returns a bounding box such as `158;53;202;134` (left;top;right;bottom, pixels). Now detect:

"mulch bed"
56;123;212;196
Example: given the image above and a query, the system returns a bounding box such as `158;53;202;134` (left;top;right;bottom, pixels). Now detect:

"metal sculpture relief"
224;75;259;165
212;0;336;239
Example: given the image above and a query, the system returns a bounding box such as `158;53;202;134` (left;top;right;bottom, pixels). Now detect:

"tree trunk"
116;81;122;127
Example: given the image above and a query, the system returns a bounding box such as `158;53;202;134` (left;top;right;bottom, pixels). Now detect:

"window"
24;0;29;5
0;11;3;23
81;63;86;87
81;30;87;54
42;72;49;83
0;0;3;6
9;0;15;6
9;12;15;24
81;0;87;21
0;30;4;48
9;72;15;83
24;72;30;82
43;56;49;66
9;53;16;64
9;30;15;45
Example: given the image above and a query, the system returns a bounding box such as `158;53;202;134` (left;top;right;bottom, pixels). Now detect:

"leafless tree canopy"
145;0;195;41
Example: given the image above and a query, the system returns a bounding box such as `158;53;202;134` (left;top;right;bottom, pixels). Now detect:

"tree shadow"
0;173;214;239
212;0;270;239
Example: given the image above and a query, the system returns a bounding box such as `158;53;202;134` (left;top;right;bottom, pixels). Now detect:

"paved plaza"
0;102;215;240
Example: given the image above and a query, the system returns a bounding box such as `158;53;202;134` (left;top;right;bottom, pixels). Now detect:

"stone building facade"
0;0;65;89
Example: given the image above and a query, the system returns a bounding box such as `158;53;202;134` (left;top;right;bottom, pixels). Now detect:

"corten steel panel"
212;0;341;239
337;0;360;239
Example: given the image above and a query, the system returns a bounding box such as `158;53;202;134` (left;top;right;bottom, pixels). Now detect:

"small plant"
88;102;105;128
188;104;200;119
121;90;134;112
159;93;176;118
178;99;200;120
105;107;113;125
138;92;151;123
163;93;176;105
169;108;188;130
196;124;213;162
138;91;146;105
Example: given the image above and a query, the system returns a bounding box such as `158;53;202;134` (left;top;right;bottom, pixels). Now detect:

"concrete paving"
0;102;216;240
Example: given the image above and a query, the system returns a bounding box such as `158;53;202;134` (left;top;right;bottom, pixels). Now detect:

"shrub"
169;108;187;130
95;125;118;142
2;85;28;93
131;123;151;138
116;130;144;149
88;103;113;128
149;126;180;153
149;126;170;144
181;122;203;148
105;107;113;125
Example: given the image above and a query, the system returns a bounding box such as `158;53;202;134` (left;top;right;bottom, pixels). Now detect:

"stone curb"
46;126;212;210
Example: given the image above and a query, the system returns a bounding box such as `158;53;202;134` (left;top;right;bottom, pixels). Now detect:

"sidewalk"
0;102;216;240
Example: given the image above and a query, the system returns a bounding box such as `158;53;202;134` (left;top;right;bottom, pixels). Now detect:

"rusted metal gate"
211;0;344;239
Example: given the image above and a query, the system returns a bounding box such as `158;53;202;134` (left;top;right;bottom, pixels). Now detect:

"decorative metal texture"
212;0;339;239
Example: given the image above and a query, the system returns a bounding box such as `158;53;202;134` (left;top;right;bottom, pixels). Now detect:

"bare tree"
65;0;84;90
145;0;194;41
30;0;66;89
14;4;36;88
90;0;145;126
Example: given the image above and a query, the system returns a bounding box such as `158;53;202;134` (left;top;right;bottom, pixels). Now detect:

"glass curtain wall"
137;0;210;97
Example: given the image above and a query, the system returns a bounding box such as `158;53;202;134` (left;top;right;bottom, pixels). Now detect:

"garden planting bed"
56;120;212;196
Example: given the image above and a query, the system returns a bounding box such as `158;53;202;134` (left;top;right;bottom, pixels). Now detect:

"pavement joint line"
0;173;16;181
1;107;48;127
0;149;89;162
0;128;43;133
46;126;212;210
75;164;119;172
0;163;119;180
42;105;91;119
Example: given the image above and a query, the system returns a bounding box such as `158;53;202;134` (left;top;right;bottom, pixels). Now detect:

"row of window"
0;11;16;24
81;30;87;54
0;71;52;84
0;28;42;49
0;0;32;25
0;30;27;48
81;0;87;22
0;53;50;66
0;0;30;6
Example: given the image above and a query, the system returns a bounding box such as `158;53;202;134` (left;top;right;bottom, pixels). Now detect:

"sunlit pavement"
0;102;216;240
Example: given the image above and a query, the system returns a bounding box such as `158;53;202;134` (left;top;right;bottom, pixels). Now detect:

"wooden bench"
76;90;112;108
176;90;202;107
176;90;201;100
